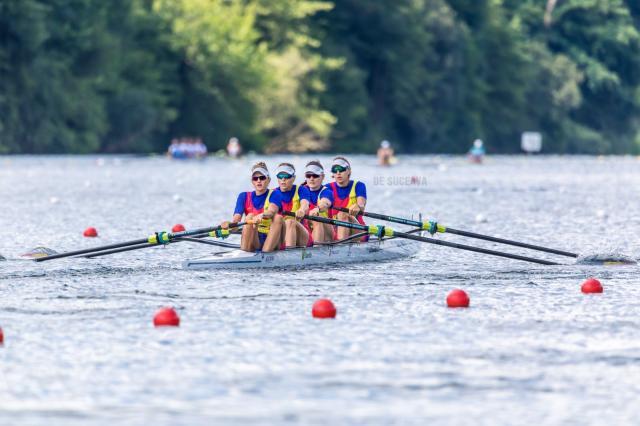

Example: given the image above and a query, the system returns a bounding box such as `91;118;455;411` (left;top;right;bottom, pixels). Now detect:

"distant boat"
168;138;208;160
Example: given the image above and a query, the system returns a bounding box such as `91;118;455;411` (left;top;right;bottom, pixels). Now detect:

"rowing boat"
182;234;423;270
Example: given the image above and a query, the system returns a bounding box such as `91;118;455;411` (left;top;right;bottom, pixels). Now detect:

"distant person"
167;138;180;158
468;139;485;164
377;140;395;166
194;137;208;158
227;137;242;158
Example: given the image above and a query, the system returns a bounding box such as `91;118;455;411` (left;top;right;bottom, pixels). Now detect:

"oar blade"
20;247;59;259
576;253;637;265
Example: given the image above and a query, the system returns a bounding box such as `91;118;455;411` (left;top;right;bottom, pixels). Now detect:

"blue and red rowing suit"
328;180;367;225
233;190;279;244
268;184;313;246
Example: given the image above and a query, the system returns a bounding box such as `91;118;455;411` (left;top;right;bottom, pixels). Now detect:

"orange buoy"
581;278;603;294
171;224;186;233
83;227;98;237
153;307;180;327
0;327;4;345
446;289;470;308
312;299;337;318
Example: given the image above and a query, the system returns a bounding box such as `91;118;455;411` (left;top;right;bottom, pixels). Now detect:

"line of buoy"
82;223;188;238
145;277;608;331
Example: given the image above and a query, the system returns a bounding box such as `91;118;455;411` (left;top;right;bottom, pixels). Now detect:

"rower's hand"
309;207;320;216
295;208;306;220
349;204;362;216
221;221;230;230
251;213;264;225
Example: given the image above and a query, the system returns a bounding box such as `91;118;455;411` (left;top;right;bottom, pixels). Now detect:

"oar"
334;207;577;258
34;223;243;262
285;212;559;265
84;233;241;258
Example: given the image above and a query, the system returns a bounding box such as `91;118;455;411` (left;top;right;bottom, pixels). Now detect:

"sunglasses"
331;165;348;173
305;173;320;179
252;175;267;181
276;173;293;179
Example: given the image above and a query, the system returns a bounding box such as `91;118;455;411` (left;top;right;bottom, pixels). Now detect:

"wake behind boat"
183;234;421;270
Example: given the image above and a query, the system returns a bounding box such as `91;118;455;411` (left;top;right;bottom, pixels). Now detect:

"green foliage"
1;0;639;154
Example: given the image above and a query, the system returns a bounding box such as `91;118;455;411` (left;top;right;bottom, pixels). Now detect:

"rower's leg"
249;229;260;252
262;214;283;252
241;214;258;252
323;223;334;241
312;222;333;243
336;212;351;239
284;219;298;247
312;222;323;242
293;221;309;247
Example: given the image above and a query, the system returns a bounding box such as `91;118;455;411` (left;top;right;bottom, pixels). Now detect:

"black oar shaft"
442;227;577;258
85;243;156;258
35;224;240;262
36;237;150;261
388;231;559;265
288;212;559;265
335;207;577;258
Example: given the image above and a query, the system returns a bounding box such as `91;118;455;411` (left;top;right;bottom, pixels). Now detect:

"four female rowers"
222;157;367;252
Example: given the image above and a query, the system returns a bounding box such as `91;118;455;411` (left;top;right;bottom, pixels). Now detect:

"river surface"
1;154;639;425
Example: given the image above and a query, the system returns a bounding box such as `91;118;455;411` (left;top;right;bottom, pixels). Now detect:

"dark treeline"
2;0;639;154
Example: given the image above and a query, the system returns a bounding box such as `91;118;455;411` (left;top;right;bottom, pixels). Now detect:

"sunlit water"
1;154;639;425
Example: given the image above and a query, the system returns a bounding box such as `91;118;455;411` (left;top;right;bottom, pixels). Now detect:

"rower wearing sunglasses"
222;162;283;252
328;156;367;240
303;160;334;243
268;163;312;248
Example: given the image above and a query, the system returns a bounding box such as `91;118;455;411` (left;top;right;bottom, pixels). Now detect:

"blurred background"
1;0;639;155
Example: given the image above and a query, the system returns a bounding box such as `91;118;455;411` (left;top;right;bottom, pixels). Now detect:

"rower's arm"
317;197;332;212
263;202;279;218
299;199;310;213
221;213;242;230
356;196;366;210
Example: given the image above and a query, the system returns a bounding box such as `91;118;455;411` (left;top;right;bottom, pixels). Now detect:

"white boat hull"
182;236;421;270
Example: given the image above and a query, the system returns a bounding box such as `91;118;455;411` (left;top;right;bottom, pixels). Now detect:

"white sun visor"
331;158;350;168
251;167;270;178
304;164;324;175
275;164;296;176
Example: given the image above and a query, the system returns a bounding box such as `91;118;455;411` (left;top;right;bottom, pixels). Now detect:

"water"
1;155;639;425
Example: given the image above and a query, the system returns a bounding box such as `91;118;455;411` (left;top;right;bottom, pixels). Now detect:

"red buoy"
171;224;186;233
312;298;337;318
83;227;98;237
0;327;4;345
581;278;603;294
153;307;180;327
446;289;470;308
